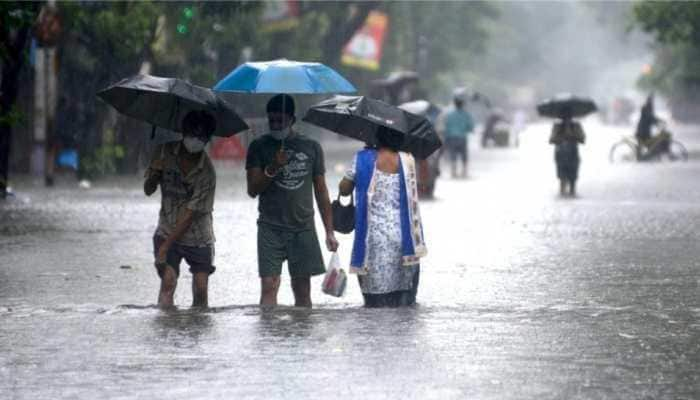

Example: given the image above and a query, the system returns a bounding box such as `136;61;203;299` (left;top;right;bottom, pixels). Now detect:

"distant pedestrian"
549;111;585;197
338;126;427;307
144;110;218;308
442;92;474;178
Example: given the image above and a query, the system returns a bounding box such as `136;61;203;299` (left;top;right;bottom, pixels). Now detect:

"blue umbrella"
213;59;356;94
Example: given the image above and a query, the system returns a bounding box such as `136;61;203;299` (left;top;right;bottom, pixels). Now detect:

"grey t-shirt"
246;133;325;231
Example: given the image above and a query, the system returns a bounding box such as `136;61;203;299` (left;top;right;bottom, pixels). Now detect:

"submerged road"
1;120;699;399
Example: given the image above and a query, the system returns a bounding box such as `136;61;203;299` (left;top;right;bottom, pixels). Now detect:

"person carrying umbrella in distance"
537;94;595;197
304;95;440;307
98;74;249;308
214;59;355;307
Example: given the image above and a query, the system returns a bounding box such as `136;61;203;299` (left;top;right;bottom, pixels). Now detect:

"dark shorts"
257;224;325;278
446;137;468;163
153;235;216;278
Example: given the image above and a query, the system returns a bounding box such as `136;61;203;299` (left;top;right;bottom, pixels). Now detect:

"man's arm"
144;171;161;196
144;153;164;196
313;175;339;252
247;146;288;198
247;168;274;198
157;209;195;263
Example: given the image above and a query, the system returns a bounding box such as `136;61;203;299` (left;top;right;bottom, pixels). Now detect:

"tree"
57;1;162;177
380;1;497;101
633;2;700;121
0;2;38;198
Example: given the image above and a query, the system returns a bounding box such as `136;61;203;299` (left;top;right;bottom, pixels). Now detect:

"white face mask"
269;127;291;141
183;136;206;153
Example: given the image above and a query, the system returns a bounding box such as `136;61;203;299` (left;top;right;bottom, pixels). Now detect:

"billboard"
341;11;388;71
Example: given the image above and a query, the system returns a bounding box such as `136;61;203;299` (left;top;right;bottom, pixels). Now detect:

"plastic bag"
321;252;347;297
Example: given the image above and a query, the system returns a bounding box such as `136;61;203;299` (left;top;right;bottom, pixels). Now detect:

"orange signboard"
341;11;388;71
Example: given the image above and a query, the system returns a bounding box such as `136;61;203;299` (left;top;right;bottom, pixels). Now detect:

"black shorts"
153;235;215;278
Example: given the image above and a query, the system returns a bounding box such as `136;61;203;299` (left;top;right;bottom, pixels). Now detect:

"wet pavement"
2;120;700;399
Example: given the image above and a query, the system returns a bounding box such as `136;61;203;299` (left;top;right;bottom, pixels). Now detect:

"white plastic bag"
321;252;347;297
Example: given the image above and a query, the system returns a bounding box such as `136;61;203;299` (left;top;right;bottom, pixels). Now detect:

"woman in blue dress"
338;126;427;307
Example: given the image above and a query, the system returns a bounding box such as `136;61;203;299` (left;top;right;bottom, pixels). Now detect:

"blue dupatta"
350;149;427;273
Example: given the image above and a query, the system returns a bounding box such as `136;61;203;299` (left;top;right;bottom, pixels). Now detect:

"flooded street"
2;122;700;399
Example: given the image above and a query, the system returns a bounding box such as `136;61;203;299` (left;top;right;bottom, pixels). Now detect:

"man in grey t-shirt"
246;94;338;307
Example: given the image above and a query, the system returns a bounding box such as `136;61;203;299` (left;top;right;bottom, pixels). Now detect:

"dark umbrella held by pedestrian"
302;95;442;160
536;93;597;119
97;74;249;139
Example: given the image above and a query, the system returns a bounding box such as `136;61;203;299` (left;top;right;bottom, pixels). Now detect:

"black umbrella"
302;96;441;159
97;74;249;137
536;94;597;119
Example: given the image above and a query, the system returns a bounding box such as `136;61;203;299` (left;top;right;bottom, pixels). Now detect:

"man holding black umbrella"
144;111;218;309
246;94;338;308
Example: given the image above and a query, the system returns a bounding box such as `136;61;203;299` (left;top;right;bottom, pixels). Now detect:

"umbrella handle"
151;125;157;140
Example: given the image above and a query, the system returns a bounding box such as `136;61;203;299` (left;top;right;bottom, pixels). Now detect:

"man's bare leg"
291;277;312;308
260;276;281;306
192;272;209;308
158;265;178;309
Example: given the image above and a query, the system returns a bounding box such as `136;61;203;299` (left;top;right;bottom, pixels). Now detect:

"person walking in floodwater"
246;94;338;308
144;110;218;309
338;126;427;307
442;92;474;178
549;111;585;197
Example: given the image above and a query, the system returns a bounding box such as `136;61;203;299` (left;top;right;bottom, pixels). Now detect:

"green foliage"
0;2;37;63
633;1;700;115
60;1;161;75
79;144;125;179
0;104;24;128
634;2;700;44
380;1;497;99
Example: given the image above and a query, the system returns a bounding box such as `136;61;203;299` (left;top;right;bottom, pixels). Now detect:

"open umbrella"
97;74;249;137
398;99;442;123
213;59;356;94
303;96;441;159
537;94;597;119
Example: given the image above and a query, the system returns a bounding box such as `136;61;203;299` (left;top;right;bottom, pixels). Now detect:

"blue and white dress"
346;153;420;305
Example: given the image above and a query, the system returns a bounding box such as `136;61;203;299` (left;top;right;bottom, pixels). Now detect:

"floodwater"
2;121;700;399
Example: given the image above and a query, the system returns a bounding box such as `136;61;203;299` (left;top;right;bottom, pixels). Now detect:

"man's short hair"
266;93;295;117
182;110;216;137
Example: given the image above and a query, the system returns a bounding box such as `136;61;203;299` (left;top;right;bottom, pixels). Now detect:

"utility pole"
32;0;60;186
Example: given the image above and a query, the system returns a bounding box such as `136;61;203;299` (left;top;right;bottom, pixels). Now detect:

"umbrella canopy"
213;59;357;94
97;74;249;137
537;94;597;119
303;96;442;159
398;100;432;116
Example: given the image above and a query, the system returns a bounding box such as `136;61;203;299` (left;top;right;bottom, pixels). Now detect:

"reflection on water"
256;307;316;339
151;309;214;348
